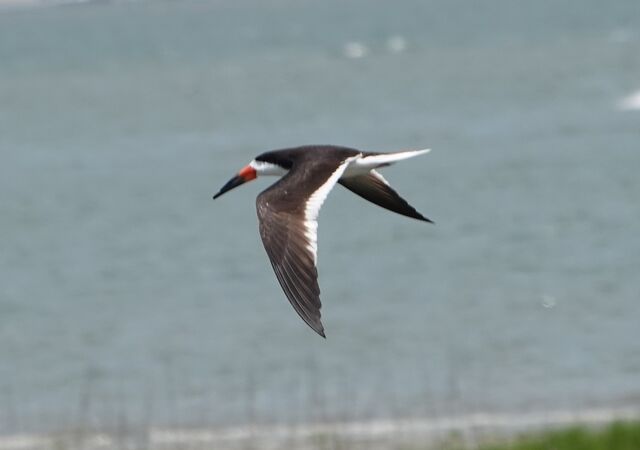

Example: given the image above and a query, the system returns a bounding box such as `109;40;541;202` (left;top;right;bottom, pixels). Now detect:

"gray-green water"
1;0;639;435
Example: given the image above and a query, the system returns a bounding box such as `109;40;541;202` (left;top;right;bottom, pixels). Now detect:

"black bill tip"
213;174;246;200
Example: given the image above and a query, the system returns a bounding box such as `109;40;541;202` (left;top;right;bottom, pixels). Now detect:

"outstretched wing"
256;155;360;337
339;170;433;222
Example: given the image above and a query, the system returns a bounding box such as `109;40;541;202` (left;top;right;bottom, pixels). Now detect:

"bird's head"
213;158;289;199
213;164;257;199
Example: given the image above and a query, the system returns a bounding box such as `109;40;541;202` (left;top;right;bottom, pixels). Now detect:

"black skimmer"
213;145;432;337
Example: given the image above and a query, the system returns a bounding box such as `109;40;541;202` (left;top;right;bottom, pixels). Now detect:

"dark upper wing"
257;206;324;337
339;170;433;222
256;155;359;337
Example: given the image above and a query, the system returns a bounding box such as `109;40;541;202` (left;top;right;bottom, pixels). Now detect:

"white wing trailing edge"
303;155;361;263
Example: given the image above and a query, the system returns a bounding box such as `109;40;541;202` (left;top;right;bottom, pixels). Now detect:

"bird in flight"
213;145;432;337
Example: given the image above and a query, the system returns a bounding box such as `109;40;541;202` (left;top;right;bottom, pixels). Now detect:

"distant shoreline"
1;406;638;450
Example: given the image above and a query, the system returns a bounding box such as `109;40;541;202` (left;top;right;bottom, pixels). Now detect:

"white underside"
253;148;429;264
342;148;431;178
249;148;430;179
301;149;429;262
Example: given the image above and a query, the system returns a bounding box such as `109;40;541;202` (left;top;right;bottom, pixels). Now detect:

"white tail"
354;148;431;169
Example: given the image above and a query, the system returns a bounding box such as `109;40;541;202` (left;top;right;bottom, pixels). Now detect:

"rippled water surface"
1;0;639;434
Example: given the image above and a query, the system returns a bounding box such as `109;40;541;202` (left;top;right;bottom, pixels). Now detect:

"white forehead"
249;159;288;176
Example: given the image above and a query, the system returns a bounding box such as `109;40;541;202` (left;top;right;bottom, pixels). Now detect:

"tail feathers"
358;148;431;167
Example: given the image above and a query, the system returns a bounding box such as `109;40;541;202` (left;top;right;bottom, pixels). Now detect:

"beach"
1;0;639;443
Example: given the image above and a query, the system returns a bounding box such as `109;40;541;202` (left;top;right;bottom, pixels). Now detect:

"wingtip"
304;317;326;338
419;213;434;224
315;326;326;338
411;210;434;223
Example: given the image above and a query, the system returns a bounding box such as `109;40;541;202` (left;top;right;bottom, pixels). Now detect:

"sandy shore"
1;406;639;450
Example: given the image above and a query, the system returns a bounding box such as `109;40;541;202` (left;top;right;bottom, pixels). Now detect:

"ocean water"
1;0;639;435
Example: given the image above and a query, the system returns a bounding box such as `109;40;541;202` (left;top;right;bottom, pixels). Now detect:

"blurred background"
1;0;639;445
